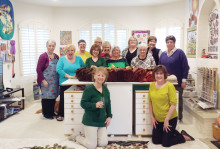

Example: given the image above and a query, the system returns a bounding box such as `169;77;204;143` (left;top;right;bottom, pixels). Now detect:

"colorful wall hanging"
208;9;218;59
60;31;72;45
132;30;150;44
60;47;65;56
189;0;199;27
0;0;14;40
187;26;197;58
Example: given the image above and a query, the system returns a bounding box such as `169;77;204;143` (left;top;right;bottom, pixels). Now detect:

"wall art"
132;30;150;44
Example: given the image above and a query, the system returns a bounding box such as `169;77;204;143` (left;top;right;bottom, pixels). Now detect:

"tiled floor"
0;101;218;149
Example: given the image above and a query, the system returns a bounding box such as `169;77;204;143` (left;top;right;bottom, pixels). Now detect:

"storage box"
213;123;220;140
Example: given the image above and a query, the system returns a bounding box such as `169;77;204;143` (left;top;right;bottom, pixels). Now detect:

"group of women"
36;35;193;149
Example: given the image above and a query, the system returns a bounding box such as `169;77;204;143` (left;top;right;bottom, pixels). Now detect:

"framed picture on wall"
60;31;72;45
187;26;197;58
132;30;150;44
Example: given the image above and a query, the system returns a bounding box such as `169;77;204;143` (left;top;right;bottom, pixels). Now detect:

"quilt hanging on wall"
0;0;14;40
132;30;150;45
187;26;197;58
60;47;65;56
60;31;72;45
189;0;199;27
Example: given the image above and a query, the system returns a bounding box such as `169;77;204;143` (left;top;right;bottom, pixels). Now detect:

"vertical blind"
20;27;50;76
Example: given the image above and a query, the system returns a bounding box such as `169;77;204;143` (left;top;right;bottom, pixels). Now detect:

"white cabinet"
135;91;152;135
135;90;179;136
64;88;83;136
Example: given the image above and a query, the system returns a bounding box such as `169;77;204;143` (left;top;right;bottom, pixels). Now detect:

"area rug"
104;141;148;149
211;141;220;149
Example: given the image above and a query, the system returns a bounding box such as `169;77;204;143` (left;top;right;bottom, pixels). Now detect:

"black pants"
58;85;71;117
42;99;55;118
152;117;185;147
175;86;184;120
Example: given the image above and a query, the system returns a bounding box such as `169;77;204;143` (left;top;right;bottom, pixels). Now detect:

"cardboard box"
213;123;220;140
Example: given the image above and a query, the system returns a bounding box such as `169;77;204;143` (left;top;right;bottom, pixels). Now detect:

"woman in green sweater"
85;44;106;68
149;65;194;147
75;67;112;149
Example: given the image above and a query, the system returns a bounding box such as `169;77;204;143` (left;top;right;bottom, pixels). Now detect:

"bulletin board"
132;30;150;44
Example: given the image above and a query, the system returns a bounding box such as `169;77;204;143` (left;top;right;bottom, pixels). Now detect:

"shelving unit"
197;67;218;108
0;88;25;122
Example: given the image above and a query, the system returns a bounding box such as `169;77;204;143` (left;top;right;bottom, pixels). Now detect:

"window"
19;25;50;76
80;23;127;51
155;26;182;51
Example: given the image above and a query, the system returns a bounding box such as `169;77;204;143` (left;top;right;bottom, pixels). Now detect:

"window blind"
80;30;90;51
117;29;127;51
20;27;50;76
104;24;114;46
92;24;102;43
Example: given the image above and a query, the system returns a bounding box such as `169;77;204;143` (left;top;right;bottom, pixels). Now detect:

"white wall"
7;1;54;104
6;0;185;103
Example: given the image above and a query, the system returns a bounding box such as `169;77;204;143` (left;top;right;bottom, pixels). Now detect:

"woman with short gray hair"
130;43;156;69
36;40;59;119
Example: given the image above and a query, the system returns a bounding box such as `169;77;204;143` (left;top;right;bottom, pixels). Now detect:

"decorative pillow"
0;0;14;40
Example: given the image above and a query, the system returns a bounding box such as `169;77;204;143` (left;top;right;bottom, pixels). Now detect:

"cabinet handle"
143;100;146;103
143;128;146;131
143;105;145;108
71;118;74;121
143;118;146;121
143;94;146;97
71;100;74;103
71;128;74;132
71;110;74;113
71;95;74;97
143;110;145;113
71;105;74;108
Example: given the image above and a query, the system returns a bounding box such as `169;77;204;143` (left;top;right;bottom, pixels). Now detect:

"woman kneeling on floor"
75;67;112;149
149;65;194;147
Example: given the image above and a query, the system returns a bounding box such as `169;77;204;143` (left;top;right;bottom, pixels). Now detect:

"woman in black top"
122;36;139;66
147;36;162;65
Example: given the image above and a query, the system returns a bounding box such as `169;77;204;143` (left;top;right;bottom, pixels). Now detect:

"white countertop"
62;79;154;85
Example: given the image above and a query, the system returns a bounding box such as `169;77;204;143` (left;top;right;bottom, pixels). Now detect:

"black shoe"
181;130;195;141
44;115;54;119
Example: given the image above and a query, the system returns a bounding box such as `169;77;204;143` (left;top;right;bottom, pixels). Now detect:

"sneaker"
68;133;80;141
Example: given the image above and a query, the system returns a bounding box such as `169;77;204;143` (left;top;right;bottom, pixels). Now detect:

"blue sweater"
159;49;189;86
56;56;84;85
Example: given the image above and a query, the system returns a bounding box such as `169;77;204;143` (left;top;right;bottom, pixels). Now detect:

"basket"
213;123;220;140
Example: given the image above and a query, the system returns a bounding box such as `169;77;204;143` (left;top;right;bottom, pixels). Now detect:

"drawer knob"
143;110;145;113
71;95;74;97
143;94;146;97
143;100;146;103
143;128;146;131
71;118;74;121
71;100;74;103
143;105;146;108
143;118;146;121
71;110;74;113
71;105;74;108
71;128;74;132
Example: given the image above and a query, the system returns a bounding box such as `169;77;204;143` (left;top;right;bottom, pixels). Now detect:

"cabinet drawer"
135;124;152;135
136;103;149;109
64;93;83;99
136;92;148;99
65;103;82;109
136;113;151;124
65;98;81;104
65;109;84;114
136;108;149;114
64;113;83;124
136;98;149;104
64;124;84;136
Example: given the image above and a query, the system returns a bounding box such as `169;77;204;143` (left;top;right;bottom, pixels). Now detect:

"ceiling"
14;0;183;7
